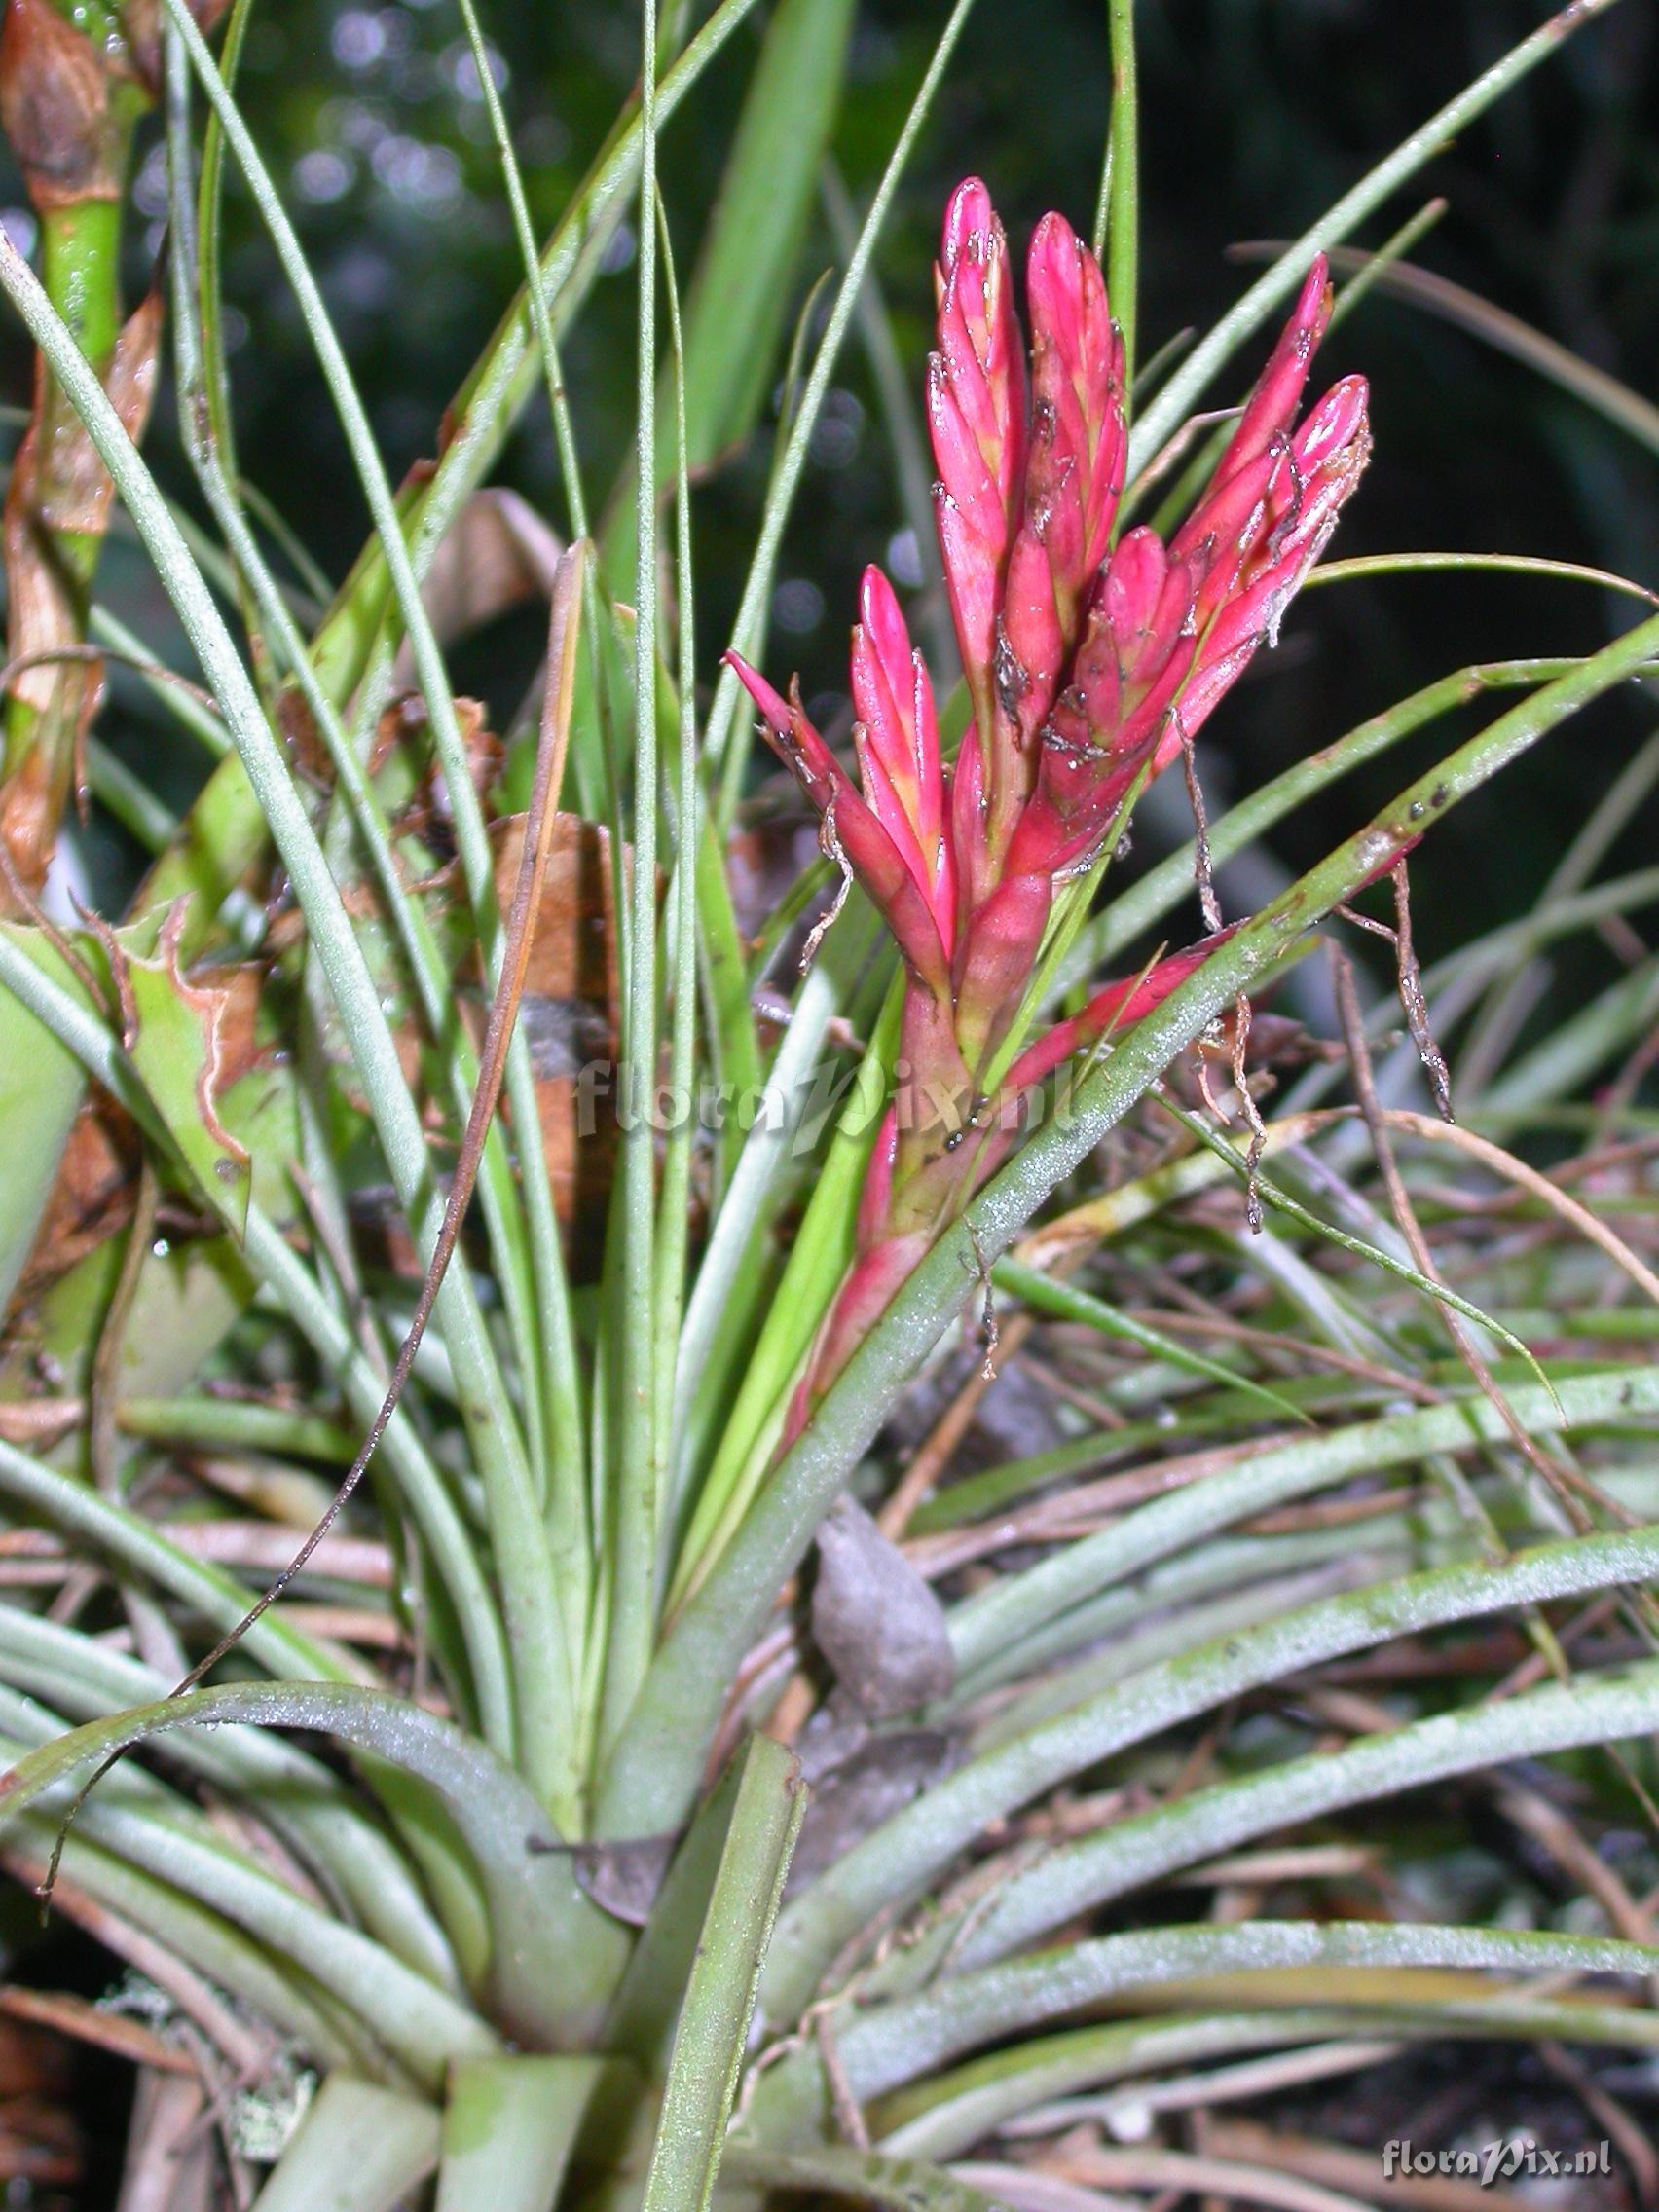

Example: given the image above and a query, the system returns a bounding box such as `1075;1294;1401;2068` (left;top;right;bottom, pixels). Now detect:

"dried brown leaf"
811;1493;955;1719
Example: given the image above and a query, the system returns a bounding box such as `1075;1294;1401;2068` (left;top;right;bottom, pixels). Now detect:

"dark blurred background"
2;0;1655;972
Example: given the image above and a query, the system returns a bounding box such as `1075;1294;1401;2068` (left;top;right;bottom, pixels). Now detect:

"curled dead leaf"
1;289;162;894
5;1091;137;1318
492;811;623;1249
790;1703;956;1892
4;920;263;1318
568;1835;677;1927
810;1493;955;1720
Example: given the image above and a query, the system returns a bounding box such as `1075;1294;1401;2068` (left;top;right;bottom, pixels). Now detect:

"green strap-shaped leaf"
994;1255;1307;1425
437;2055;613;2212
639;1736;805;2212
751;1920;1659;2135
251;2076;440;2212
0;1678;629;2051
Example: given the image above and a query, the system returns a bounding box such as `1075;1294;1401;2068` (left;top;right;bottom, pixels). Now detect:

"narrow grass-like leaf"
993;1257;1307;1424
705;0;982;820
1097;0;1138;386
604;1751;747;2072
669;963;839;1529
0;1607;461;1992
1147;1088;1562;1405
1073;660;1568;985
1456;728;1659;1088
944;1366;1654;1680
786;1920;1659;2119
663;975;902;1617
1;1828;373;2078
0;1761;495;2092
1483;952;1659;1117
0;183;569;1789
877;2002;1659;2161
600;0;667;1756
306;0;772;713
1309;550;1657;607
947;1655;1659;1972
1241;242;1659;458
602;0;858;584
0;928;518;1746
640;1737;805;2212
162;5;586;1641
0;1428;358;1690
654;201;702;1565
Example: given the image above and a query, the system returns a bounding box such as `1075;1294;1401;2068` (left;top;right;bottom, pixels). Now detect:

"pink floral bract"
729;178;1370;1436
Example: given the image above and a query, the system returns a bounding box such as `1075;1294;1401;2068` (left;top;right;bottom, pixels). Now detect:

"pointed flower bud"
930;178;1026;746
849;566;955;949
725;651;951;997
1001;212;1126;747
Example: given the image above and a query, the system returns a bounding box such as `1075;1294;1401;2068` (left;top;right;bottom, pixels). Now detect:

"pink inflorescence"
728;178;1370;1432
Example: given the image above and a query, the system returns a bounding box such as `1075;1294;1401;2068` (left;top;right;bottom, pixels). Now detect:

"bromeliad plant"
729;188;1369;1434
0;1;1656;2207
